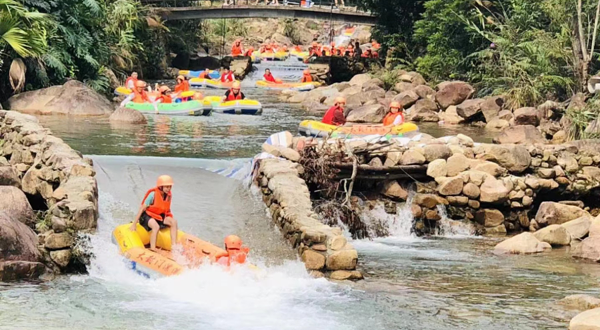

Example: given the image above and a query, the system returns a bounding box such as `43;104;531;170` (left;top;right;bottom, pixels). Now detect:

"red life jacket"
221;72;234;82
322;106;345;126
231;44;243;57
301;74;312;83
226;89;243;101
142;187;173;221
264;73;276;83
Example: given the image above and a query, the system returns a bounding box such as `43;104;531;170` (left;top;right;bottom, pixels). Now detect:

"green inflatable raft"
125;101;211;116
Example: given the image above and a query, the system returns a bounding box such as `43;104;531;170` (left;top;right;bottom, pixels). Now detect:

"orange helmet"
224;235;242;250
232;81;241;89
390;101;401;109
135;80;146;88
303;69;310;74
156;175;174;187
334;96;346;106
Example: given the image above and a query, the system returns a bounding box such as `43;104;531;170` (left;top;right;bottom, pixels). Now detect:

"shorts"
139;213;169;232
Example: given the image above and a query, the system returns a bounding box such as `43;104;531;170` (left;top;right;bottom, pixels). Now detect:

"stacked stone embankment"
0;110;98;280
255;140;361;280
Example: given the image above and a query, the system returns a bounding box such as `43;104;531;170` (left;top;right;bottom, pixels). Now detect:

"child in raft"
263;68;281;84
382;101;405;126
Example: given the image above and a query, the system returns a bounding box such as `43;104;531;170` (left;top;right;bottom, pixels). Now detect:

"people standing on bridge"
231;39;244;57
322;97;346;126
223;81;245;101
221;67;235;82
130;175;179;253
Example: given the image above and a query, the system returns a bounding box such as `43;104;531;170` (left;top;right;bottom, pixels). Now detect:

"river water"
1;63;599;330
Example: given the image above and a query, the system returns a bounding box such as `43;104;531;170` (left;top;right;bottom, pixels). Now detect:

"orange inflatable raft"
112;223;251;278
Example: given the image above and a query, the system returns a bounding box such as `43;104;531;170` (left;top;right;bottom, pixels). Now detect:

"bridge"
145;1;377;25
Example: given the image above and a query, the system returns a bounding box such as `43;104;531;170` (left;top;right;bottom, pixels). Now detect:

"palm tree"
0;0;49;92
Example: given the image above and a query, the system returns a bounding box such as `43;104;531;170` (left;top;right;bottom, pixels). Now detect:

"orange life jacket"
231;45;243;57
125;77;138;89
158;94;172;104
383;112;404;126
301;74;312;83
244;49;254;57
175;81;189;93
132;90;150;103
198;71;209;79
143;187;173;221
216;247;249;267
294;45;301;52
226;89;243;101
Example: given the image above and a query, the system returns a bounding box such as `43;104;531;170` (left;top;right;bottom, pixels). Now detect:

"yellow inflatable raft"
113;223;230;278
213;99;263;115
259;51;289;61
290;50;309;60
298;120;419;138
255;80;320;91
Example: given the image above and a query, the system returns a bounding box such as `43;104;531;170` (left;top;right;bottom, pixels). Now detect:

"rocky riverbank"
0;110;98;281
254;146;361;280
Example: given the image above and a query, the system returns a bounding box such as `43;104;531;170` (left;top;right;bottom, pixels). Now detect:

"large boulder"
0;211;41;262
413;85;435;99
0;165;20;187
349;74;371;87
346;104;386;123
533;224;571;246
109;107;147;124
562;216;592;240
479;177;509;204
423;144;452;162
392;90;419;108
481;96;505;122
476;144;531;174
485;118;510;131
513;107;541;126
560;295;600;311
7;80;112;116
456;99;484;119
535;202;590;227
381;180;408;201
0;186;35;226
493;125;545;144
494;232;552;254
438;106;464;125
569;307;600;330
435;81;475;110
573;237;600;262
475;209;504;227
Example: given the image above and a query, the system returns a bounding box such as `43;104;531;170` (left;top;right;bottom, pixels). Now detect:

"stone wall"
255;156;361;280
0;110;98;279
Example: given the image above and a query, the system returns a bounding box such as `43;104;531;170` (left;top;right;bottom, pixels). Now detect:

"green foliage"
565;95;600;140
283;19;301;45
0;0;48;58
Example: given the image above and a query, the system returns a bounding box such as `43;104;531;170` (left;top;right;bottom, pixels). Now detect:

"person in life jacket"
125;72;138;90
132;80;150;103
263;68;281;83
223;81;245;102
216;235;249;267
371;39;381;50
300;69;312;83
198;68;211;79
322;96;346;126
244;47;255;57
231;39;244;57
294;45;302;52
309;42;322;57
156;85;172;104
345;44;354;57
130;175;179;252
175;75;190;93
221;68;234;83
382;101;405;126
361;47;374;58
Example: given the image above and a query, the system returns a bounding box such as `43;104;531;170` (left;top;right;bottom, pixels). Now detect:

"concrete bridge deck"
152;4;377;25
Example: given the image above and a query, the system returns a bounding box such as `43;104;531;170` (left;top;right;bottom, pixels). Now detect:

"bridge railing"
141;0;367;13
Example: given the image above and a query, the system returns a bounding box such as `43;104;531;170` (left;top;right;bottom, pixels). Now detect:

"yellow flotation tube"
114;86;132;96
298;120;419;138
290;50;309;60
213;99;263;115
260;51;289;61
189;78;240;89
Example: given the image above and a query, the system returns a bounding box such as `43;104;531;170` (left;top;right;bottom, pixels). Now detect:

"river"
0;62;598;330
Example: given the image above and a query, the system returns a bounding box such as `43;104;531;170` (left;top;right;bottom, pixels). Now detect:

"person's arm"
393;113;404;126
223;90;230;102
120;93;135;107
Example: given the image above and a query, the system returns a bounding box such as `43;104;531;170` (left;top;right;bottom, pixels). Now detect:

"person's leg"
148;218;160;251
163;216;178;248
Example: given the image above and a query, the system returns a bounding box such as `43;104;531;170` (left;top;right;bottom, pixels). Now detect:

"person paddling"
130;175;179;252
157;85;172;104
223;81;245;101
383;101;405;126
322;96;346;126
